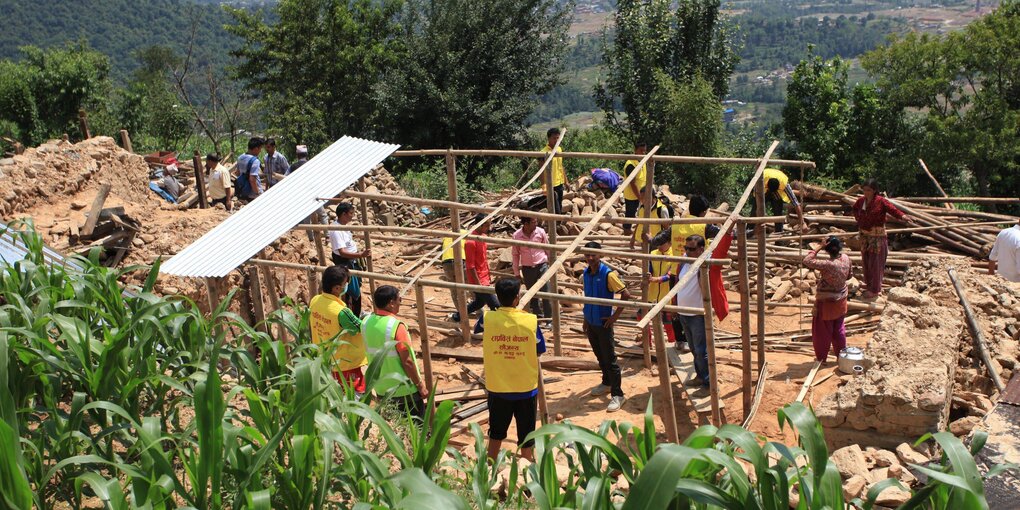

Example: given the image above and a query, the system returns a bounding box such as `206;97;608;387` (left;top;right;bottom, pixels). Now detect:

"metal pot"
838;347;865;374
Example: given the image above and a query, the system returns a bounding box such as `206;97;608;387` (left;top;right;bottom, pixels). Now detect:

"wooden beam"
428;345;598;371
81;183;112;237
520;145;660;308
119;129;132;153
755;172;767;375
741;363;769;429
78;109;91;139
390;148;815;168
948;268;1005;391
357;176;375;296
795;361;822;403
634;141;780;332
653;314;679;443
917;159;953;210
415;283;434;391
639;160;655;370
544;142;564;357
193;150;208;209
895;196;1020;205
700;266;722;425
261;264;286;342
737;223;753;420
248;266;268;335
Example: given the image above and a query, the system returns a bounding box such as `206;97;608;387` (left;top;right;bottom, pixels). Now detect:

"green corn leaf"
673;478;744;509
622;444;703;510
389;468;471;509
862;478;907;509
0;420;33;510
75;473;128;510
193;360;226;509
246;489;272;510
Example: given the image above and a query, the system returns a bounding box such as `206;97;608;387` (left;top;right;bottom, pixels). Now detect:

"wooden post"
193;150;208;209
82;183;112;237
415;283;434;391
262;264;286;342
313;208;328;265
537;363;550;425
446;152;472;342
918;159;953;210
653;314;679;443
543;146;563;356
249;266;268;335
700;266;721;425
119;130;132;153
205;277;220;314
306;268;317;301
78;109;91;140
357;176;376;297
737;222;753;420
638;160;655;369
755;176;767;375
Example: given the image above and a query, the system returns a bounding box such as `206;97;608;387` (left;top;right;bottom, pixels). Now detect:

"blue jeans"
676;314;708;386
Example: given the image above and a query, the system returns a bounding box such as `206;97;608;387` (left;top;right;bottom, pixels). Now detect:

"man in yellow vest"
629;185;670;251
541;128;567;214
671;195;720;254
363;285;429;420
477;277;546;461
751;168;805;233
622;141;648;235
441;229;467;314
309;265;367;396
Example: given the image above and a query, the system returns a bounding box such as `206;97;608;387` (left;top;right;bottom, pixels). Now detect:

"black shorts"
487;393;538;447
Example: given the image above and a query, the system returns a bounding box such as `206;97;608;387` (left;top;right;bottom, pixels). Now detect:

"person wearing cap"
205;153;233;211
263;138;290;187
290;145;310;173
157;160;183;202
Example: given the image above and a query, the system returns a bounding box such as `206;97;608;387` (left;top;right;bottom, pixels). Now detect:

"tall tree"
226;0;403;150
596;0;738;146
375;0;572;158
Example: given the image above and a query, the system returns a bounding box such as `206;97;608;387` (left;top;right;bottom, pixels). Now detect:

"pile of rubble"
341;166;426;226
827;442;934;506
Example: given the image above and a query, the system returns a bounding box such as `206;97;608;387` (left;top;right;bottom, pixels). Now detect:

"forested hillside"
0;0;238;82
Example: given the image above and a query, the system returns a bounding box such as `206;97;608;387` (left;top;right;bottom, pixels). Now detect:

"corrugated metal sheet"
0;221;84;271
160;136;399;278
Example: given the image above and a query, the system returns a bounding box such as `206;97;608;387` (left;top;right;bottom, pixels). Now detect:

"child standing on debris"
477;277;546;462
581;241;631;412
852;178;910;300
803;236;852;363
310;265;367;396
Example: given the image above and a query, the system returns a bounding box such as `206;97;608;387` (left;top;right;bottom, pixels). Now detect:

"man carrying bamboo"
363;285;429;419
477;277;546;462
581;241;631;412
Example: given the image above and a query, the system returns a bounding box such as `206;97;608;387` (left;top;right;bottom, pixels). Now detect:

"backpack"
235;155;258;198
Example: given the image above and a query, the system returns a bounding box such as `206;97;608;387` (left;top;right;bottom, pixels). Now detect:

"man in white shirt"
989;220;1020;282
329;202;372;316
671;234;709;388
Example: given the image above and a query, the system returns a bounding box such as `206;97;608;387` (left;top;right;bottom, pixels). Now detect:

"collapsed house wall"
816;260;1020;449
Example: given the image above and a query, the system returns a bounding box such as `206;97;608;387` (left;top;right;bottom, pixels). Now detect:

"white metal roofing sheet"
159;136;399;278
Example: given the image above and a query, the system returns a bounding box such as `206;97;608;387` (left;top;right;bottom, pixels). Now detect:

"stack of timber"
65;183;140;266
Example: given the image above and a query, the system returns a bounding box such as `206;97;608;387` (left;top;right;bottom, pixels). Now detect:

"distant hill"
0;0;240;81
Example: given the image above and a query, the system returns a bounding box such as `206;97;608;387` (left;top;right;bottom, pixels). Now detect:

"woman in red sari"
804;236;852;363
851;179;910;300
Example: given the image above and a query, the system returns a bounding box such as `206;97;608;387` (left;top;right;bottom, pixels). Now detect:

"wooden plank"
999;372;1020;406
388;148;815;168
795;361;822;403
653;314;679;442
248;265;268;335
415;283;434;391
741;363;769;429
917;158;953;210
81;183;112;237
737;223;753;420
357;176;375;296
949;268;1005;391
544;132;563;357
436;388;487;402
193;150;208;209
700;266;721;425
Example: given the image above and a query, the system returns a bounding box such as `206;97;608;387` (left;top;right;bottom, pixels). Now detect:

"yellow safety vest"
541;145;566;188
762;168;791;203
671;212;707;254
309;293;367;371
634;200;668;242
622;159;647;201
482;307;539;394
441;229;467;262
648;247;677;302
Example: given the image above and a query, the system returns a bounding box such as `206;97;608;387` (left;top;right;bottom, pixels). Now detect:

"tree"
376;0;572;161
782;54;852;176
114;45;191;151
596;0;738;145
227;0;403;151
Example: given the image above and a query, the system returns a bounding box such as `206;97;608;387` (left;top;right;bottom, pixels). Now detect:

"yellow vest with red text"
671;212;707;254
309;293;367;371
482;308;539;393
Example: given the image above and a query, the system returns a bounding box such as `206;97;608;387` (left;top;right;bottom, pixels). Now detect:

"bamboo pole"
700;266;721;425
414;283;434;391
261;264;286;342
639;160;655;370
948;268;1005;391
755;175;767;375
356;177;376;296
653;314;679;443
898;196;1020;204
773;220;1013;241
248;266;268;335
313;210;328;265
249;258;703;315
445;152;472;343
296;223;732;265
330;190;785;226
917;159;953;210
520;145;660;308
737;223;752;420
741;362;768;429
543;138;563;357
633;141;780;333
390;148;815;168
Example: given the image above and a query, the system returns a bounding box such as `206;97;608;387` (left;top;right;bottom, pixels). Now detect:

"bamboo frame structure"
208;141;826;440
